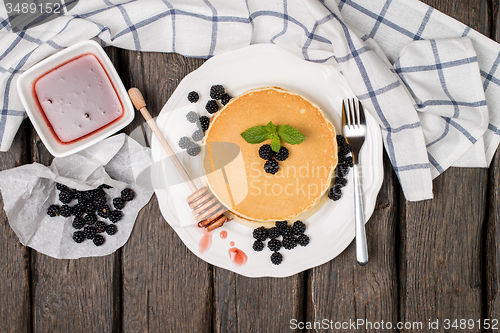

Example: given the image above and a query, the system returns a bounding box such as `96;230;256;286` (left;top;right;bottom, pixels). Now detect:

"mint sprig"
240;121;306;152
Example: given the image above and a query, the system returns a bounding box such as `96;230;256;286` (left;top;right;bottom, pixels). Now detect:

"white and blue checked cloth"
1;0;499;201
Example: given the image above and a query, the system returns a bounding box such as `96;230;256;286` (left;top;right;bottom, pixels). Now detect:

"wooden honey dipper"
128;88;228;231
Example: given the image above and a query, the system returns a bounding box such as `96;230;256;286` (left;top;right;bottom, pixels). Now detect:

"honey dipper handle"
128;87;198;193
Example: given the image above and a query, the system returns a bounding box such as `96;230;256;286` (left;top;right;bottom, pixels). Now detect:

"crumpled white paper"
0;133;154;259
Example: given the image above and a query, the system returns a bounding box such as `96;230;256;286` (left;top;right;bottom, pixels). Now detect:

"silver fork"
342;99;368;265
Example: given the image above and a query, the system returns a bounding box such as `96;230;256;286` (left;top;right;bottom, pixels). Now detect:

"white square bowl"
17;40;135;157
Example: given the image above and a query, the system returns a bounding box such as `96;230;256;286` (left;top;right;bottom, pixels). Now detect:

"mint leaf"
270;134;281;152
241;125;270;144
265;121;276;135
277;125;306;145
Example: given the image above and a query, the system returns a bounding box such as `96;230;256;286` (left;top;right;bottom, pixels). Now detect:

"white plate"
150;44;383;277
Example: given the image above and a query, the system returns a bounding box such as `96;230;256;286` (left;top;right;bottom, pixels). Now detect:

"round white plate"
150;44;383;277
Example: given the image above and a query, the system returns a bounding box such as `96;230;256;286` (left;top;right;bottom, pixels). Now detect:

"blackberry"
73;231;86;243
252;227;268;241
93;195;107;207
60;205;72;217
113;197;125;210
56;183;68;191
292;221;306;236
252;240;264;252
336;134;347;146
267;239;281;252
344;156;354;168
270;252;283;265
95;221;107;233
85;201;97;215
297;234;310;247
59;189;74;204
282;235;297;250
335;177;347;188
187;144;201;157
76;191;89;204
179;136;192;149
83;226;97;240
264;159;279;174
186;111;199;123
339;143;352;156
72;203;85;217
47;204;60;217
84;213;98;225
192;129;204;142
205;100;219;114
97;204;110;218
328;187;342;201
221;93;231;106
93;234;105;246
275;221;288;229
187;91;199;103
276;221;292;236
93;188;106;198
121;188;135;201
106;224;118;235
259;144;274;160
274;146;289;161
108;210;123;223
210;84;225;100
268;227;280;239
199;116;210;131
336;163;350;178
72;217;85;229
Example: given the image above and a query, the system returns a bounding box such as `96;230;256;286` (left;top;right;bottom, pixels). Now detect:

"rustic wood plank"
120;51;213;332
0;120;31;333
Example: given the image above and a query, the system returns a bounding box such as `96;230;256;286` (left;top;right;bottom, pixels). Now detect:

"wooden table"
1;1;498;332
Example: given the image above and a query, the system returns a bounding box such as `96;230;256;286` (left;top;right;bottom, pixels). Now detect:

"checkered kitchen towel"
0;0;498;201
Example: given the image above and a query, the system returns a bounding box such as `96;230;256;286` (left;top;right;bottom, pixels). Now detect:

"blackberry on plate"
72;203;85;217
274;146;289;161
56;183;68;191
275;221;288;229
121;188;135;201
336;163;350;178
85;202;97;214
108;210;123;223
60;205;72;217
292;221;306;235
282;235;297;250
84;213;98;225
267;238;281;252
59;189;74;204
187;91;199;103
252;240;265;252
252;226;268;241
93;195;107;206
205;100;219;114
210;84;225;100
199;116;210;131
271;252;283;265
73;231;86;243
186;111;199;123
344;156;354;168
93;234;105;246
328;187;342;201
113;197;125;210
268;227;280;239
192;129;204;142
336;134;347;146
297;234;310;247
335;177;347;188
187;144;201;157
76;191;88;203
339;143;352;156
72;217;85;229
264;159;279;174
106;224;118;235
95;221;107;233
97;204;110;218
221;93;231;105
259;144;274;160
84;226;97;240
47;204;60;217
179;136;192;149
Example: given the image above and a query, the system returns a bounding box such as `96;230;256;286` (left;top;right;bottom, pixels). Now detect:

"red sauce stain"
228;247;247;266
219;230;227;239
230;241;235;247
199;229;213;254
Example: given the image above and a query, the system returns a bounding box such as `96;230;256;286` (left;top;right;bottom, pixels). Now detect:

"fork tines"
342;99;365;128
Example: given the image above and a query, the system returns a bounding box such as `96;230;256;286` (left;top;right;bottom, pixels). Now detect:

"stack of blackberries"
328;135;353;201
46;183;135;246
259;144;289;174
252;220;310;265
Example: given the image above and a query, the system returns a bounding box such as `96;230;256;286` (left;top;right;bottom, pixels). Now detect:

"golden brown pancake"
203;87;337;223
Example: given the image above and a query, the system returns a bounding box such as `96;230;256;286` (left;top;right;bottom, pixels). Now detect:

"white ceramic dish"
150;44;384;277
17;40;134;157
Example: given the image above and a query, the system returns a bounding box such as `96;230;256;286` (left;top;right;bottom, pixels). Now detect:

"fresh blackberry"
72;203;85;217
98;184;112;190
113;197;125;210
56;183;68;191
95;221;107;233
192;129;204;142
270;252;283;265
85;202;97;214
186;111;199;123
60;205;72;217
199;116;210;131
221;93;231;105
210;84;225;100
187;91;199;103
336;134;347;146
264;159;279;174
259;145;274;160
205;100;219;114
292;221;306;236
252;227;268;241
59;189;74;204
93;234;105;246
72;217;85;229
93;195;107;207
275;221;288;229
179;136;192;149
108;210;123;223
106;224;118;235
73;231;86;243
282;235;297;250
297;234;310;247
268;227;280;239
47;204;60;217
76;191;89;204
97;204;110;218
187;144;201;157
339;143;352;156
335;177;347;188
344;156;354;168
83;226;97;240
121;188;135;201
252;240;265;252
336;163;350;178
274;146;289;161
94;188;106;198
267;238;281;252
276;221;292;236
84;213;97;225
328;187;342;201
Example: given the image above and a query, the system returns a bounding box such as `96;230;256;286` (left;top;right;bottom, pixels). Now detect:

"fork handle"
353;164;368;265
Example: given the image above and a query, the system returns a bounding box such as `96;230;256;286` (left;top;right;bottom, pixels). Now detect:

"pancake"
203;87;337;223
